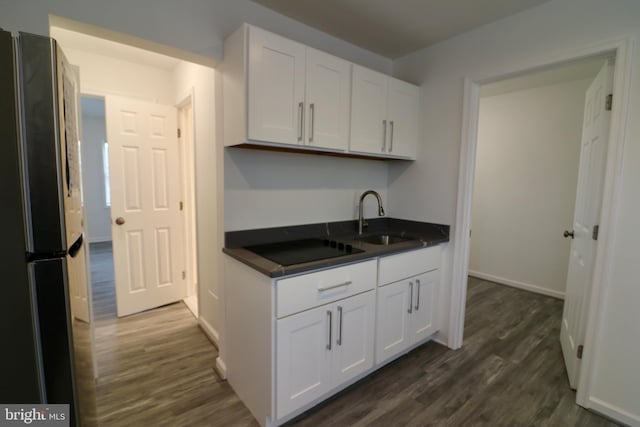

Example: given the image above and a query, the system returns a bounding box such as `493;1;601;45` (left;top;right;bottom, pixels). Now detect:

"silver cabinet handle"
298;102;304;142
382;119;387;152
326;310;332;350
389;120;395;152
318;281;352;292
337;306;343;346
415;279;420;311
408;281;413;314
309;103;315;144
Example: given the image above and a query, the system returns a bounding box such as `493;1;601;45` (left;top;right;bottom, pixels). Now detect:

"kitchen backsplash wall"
224;148;389;231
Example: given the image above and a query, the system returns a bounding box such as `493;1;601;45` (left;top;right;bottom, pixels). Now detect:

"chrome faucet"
358;190;385;235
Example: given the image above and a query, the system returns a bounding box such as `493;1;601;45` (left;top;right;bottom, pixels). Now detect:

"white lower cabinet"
224;246;442;427
375;270;439;364
276;290;375;419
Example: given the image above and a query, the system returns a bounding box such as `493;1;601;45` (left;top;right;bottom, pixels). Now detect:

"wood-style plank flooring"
89;242;256;426
89;243;617;426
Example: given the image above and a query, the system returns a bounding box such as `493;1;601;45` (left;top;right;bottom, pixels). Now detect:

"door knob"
115;217;125;226
563;230;574;239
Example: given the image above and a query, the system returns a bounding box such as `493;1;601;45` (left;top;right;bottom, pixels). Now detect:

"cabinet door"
305;48;350;151
387;78;419;159
410;270;439;345
276;305;332;418
248;26;306;146
350;65;388;155
332;291;375;386
375;280;412;365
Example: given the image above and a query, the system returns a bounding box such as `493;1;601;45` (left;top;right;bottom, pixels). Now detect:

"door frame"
449;35;633;409
176;90;199;317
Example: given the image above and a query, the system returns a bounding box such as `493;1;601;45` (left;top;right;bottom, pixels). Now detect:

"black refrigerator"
0;30;97;426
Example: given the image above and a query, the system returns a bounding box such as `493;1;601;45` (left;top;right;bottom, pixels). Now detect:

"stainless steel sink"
356;234;412;245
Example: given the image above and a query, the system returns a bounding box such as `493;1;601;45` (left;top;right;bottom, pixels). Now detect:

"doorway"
178;97;199;318
469;59;603;301
467;57;610;397
450;37;633;412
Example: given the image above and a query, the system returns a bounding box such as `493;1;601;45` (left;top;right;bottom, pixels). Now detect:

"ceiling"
251;0;552;58
51;27;181;70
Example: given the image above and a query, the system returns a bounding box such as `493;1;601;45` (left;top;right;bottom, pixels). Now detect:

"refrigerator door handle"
67;233;83;258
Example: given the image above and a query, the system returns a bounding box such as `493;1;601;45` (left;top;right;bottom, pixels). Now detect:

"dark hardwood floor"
88;243;617;426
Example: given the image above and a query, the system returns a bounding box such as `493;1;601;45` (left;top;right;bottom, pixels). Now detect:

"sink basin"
356;234;412;245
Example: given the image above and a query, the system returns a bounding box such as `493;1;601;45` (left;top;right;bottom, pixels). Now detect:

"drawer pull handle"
337;306;343;346
318;281;352;292
408;281;414;314
327;310;332;350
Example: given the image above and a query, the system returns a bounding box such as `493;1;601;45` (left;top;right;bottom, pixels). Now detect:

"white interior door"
57;51;90;323
106;95;185;317
560;61;613;388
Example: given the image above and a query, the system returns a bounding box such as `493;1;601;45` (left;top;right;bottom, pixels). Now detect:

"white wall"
59;46;175;103
0;0;391;73
469;79;590;299
81;114;112;243
390;0;640;423
224;149;389;231
171;61;219;340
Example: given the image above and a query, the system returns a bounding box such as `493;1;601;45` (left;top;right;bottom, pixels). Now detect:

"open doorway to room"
462;56;612;409
50;21;223;424
450;37;632;419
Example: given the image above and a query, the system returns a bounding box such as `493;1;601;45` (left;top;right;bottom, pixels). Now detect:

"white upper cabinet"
351;65;419;159
305;48;351;151
386;78;420;158
248;26;306;145
350;66;388;155
224;25;350;152
223;24;418;159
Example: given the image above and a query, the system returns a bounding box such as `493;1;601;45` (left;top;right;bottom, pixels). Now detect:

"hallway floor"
89;242;255;426
89;243;617;426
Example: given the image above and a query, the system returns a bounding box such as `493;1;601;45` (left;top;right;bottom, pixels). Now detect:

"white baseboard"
89;236;112;243
468;270;565;300
588;397;640;426
215;357;227;380
183;295;199;318
199;317;219;348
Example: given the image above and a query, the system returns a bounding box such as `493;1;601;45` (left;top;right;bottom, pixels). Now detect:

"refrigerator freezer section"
0;28;45;405
18;32;67;256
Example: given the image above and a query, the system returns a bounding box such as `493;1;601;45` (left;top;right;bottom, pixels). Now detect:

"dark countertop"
223;218;449;278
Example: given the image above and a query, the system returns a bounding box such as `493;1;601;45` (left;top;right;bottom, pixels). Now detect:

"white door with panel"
248;26;306;145
58;53;90;323
560;61;613;389
304;48;351;151
106;95;185;317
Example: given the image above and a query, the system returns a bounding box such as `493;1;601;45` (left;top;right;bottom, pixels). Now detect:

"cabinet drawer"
276;260;377;318
378;246;441;285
